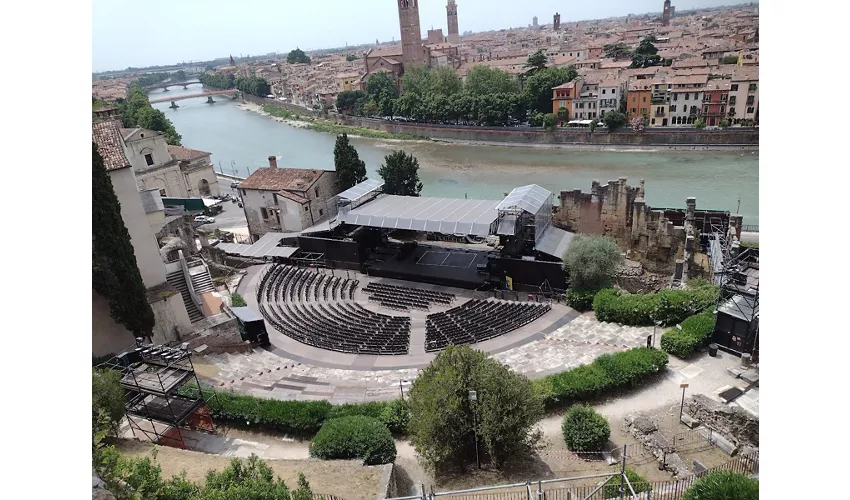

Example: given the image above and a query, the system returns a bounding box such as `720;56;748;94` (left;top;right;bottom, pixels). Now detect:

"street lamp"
469;390;480;469
679;383;689;423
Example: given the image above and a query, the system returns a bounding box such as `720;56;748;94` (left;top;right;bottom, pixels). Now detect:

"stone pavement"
198;314;656;403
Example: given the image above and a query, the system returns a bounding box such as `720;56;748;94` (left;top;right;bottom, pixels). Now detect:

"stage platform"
365;245;492;290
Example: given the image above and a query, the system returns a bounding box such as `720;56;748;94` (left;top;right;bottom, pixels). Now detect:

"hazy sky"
92;0;751;72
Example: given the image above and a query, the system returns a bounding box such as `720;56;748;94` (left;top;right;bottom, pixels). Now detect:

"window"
703;106;709;114
673;93;678;101
731;84;739;91
602;89;606;94
314;187;319;197
729;96;736;105
748;83;757;91
685;93;689;100
304;205;309;211
319;208;324;216
640;107;647;114
611;88;615;94
630;108;636;114
159;189;166;197
670;104;677;112
747;96;755;105
729;107;735;116
642;96;647;103
720;105;725;113
747;106;755;114
651;118;656;125
721;94;727;102
144;154;154;166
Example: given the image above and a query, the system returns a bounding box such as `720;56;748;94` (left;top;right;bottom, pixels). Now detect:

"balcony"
651;98;668;105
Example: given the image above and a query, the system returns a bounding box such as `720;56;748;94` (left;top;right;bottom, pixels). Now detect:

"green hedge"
309;416;397;465
592;285;718;326
562;405;610;451
534;348;668;408
188;387;410;436
603;468;652;498
567;289;597;312
660;311;716;358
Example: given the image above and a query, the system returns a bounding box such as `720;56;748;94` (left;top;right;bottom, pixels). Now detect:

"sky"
92;0;753;72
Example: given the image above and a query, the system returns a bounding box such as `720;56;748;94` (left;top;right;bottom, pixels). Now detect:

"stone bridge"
151;80;203;91
150;90;241;107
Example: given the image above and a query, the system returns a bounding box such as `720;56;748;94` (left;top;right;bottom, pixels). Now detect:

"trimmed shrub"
603;468;652;498
309;416;397;465
379;398;411;435
593;285;718;327
562;405;610;452
534;348;668;408
661;311;716;358
567;289;597;312
204;390;332;436
682;470;759;500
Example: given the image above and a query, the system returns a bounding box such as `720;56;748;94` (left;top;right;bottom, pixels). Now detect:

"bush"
603;468;652;498
562;405;610;451
309;416;397;465
562;235;624;291
328;399;410;434
682;470;759;500
592;285;718;327
231;292;247;307
93;368;126;425
204;390;332;436
533;348;668;408
567;289;597;312
660;311;716;358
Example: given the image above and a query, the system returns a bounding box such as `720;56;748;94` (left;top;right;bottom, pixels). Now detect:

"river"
150;85;759;225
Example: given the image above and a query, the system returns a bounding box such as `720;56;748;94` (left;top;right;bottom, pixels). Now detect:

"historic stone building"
663;0;672;26
446;0;459;44
553;12;561;31
398;0;425;66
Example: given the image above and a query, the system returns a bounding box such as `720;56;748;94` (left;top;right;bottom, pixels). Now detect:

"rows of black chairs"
425;299;551;352
363;282;455;311
257;265;409;354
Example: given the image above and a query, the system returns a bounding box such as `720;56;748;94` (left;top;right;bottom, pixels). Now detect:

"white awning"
344;195;499;237
202;198;224;207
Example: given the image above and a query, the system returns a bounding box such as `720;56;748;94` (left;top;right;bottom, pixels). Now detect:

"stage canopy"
344;195;500;237
496;184;552;214
216;232;299;258
535;226;576;260
338;178;384;202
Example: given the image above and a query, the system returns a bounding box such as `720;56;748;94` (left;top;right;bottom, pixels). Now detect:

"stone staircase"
190;268;215;293
547;315;654;348
166;270;205;323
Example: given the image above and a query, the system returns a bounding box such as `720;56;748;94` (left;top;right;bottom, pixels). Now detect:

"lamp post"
679;383;689;423
469;390;480;469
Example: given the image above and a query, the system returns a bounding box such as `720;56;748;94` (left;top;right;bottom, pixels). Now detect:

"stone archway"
198;178;211;197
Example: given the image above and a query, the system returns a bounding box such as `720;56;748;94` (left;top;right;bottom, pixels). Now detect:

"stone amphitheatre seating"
256;265;411;355
425;299;551;352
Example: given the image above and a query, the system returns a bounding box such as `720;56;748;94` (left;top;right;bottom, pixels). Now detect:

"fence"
740;224;759;233
387;451;758;500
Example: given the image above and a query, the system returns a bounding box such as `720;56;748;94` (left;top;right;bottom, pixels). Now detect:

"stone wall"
553;178;687;271
329;114;760;147
181;313;252;354
684;394;759;448
376;463;397;500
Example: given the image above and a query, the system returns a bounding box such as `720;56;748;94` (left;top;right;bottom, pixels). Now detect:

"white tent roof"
344;195;499;236
338;178;384;202
496;184;552;214
535;226;575;260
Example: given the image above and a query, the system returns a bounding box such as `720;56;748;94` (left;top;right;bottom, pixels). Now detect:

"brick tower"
662;0;671;26
553;12;561;31
398;0;424;66
446;0;459;44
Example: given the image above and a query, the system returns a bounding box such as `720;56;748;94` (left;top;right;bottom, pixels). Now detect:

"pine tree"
378;150;423;197
92;142;155;337
333;133;367;191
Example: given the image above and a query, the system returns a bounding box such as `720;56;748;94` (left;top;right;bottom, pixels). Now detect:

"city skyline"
92;0;755;72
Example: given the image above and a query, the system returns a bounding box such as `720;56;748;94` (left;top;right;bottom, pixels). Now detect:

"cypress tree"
92;142;155;337
378;150;423;196
333;133;367;191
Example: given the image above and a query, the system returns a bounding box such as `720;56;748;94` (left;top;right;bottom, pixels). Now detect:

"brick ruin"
553;178;736;276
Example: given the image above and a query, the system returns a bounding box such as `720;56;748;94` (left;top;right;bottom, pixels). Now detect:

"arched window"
198;179;211;196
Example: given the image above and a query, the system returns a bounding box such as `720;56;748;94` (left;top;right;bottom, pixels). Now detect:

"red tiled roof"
92;119;131;171
167;145;211;162
239;167;326;192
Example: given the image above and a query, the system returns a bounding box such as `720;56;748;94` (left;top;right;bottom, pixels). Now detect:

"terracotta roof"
167;145;211;162
92;119;131;171
278;190;309;204
239;167;327;192
369;46;403;58
669;74;709;86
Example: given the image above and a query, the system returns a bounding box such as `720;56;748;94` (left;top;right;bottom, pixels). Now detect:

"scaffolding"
705;217;759;360
98;339;215;449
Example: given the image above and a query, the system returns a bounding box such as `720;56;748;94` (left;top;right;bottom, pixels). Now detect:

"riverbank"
237;101;431;142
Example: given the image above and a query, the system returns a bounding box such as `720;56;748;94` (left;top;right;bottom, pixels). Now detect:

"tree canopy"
525;50;549;73
630;36;670;68
334;133;367;191
199;72;236;89
287;48;311;64
365;72;398;101
464;66;520;97
522;66;578;115
235;75;271;96
119;84;182;145
407;345;543;472
562;234;624;292
603;110;628;131
92;143;156;337
603;42;632;60
336;90;366;114
378;150;423;197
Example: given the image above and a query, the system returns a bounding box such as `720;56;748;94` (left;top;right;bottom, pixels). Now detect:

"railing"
741;224;759;232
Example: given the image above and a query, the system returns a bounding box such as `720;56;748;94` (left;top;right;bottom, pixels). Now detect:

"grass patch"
307;121;430;141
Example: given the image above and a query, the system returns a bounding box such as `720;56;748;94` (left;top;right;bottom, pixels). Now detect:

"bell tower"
446;0;459;44
398;0;424;66
662;0;671;26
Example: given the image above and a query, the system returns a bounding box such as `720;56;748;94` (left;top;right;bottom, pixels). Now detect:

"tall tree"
287;48;311;64
429;66;463;97
400;64;433;97
630;36;662;68
464;66;520;96
378;151;423;196
334;133;367;191
408;346;543;472
602;42;632;60
335;90;366;114
365;72;398;101
522;66;578;114
92;143;155;337
525;50;549;73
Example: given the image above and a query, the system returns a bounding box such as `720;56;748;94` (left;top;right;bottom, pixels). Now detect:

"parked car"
230;182;240;189
194;215;215;224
